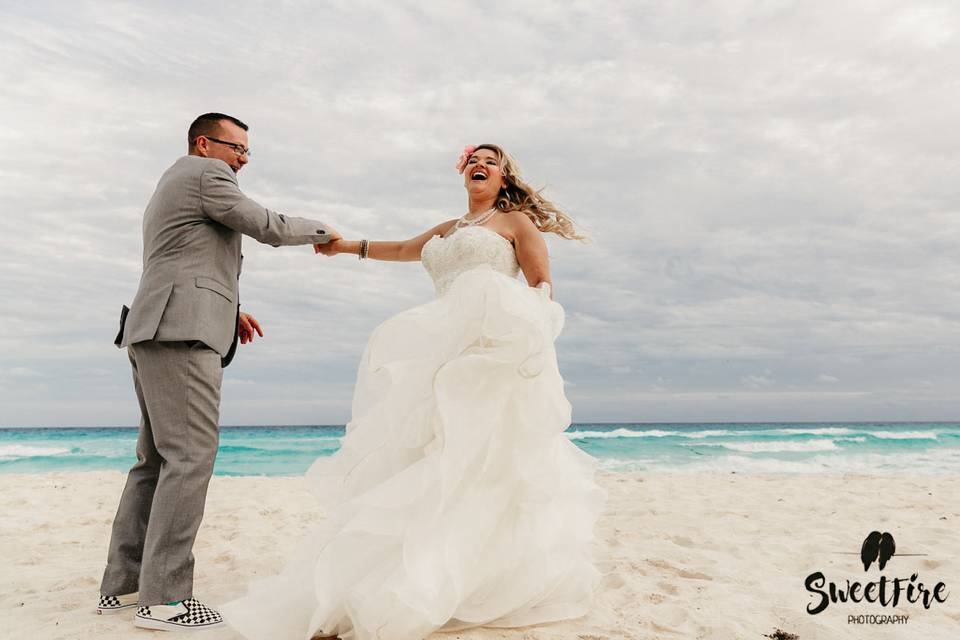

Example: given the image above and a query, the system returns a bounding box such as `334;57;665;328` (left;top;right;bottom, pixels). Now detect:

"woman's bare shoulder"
500;209;539;235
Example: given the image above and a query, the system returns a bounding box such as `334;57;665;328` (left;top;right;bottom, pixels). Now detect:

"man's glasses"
200;136;251;157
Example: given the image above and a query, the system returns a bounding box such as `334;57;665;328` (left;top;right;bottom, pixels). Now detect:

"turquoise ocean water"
1;422;958;476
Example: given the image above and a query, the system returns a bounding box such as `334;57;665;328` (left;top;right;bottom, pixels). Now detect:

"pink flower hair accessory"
455;145;477;174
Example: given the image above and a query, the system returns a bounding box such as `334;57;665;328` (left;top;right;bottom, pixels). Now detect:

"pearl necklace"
454;207;497;229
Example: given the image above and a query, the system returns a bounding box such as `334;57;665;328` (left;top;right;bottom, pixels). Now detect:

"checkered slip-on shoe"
96;592;138;615
134;598;224;631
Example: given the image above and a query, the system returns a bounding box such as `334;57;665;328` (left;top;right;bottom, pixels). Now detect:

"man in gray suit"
96;113;339;631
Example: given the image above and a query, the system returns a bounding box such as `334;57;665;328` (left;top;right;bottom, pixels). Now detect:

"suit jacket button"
317;230;326;234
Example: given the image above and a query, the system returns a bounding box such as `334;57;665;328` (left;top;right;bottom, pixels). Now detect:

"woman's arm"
315;219;457;262
508;212;553;296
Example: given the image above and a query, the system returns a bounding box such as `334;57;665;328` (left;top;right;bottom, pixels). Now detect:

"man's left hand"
239;312;264;345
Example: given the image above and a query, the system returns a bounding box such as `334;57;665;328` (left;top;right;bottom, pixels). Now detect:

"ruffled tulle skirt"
221;268;607;640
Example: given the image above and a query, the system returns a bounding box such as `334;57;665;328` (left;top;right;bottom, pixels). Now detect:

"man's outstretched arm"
200;160;340;247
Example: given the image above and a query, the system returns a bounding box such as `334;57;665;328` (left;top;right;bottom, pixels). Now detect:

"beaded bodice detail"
421;226;520;296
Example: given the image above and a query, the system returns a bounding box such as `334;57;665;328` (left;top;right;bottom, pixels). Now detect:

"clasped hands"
313;225;344;256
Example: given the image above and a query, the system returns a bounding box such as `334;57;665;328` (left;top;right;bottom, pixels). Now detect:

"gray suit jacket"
117;155;330;366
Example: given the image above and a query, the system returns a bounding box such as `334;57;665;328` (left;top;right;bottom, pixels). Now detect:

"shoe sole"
134;615;224;631
97;604;137;615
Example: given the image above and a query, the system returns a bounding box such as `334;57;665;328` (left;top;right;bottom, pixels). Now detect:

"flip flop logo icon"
860;531;896;571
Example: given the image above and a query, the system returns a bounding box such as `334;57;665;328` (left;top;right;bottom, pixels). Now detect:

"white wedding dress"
221;225;607;640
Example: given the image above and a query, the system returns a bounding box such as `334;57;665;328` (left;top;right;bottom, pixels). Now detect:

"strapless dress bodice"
421;226;520;296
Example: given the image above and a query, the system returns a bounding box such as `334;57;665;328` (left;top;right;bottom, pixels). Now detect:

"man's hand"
313;226;342;255
314;238;345;256
238;312;263;345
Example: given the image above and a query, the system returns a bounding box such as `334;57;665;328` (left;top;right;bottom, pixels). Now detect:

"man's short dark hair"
188;113;248;150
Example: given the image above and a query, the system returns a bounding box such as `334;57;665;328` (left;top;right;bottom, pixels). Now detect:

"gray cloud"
2;1;959;426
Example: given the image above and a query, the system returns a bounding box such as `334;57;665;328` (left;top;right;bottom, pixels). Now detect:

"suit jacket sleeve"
199;160;331;246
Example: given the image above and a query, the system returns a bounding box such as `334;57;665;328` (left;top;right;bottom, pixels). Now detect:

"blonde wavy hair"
471;143;587;241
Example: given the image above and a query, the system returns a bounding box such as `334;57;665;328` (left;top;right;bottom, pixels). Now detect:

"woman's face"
463;148;506;199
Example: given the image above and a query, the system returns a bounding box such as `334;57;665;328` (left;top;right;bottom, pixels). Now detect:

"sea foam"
0;445;72;460
868;431;938;440
694;439;840;453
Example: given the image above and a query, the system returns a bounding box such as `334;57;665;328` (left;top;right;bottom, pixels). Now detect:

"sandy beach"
2;471;958;639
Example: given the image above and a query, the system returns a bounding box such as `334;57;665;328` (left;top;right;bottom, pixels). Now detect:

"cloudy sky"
2;1;958;427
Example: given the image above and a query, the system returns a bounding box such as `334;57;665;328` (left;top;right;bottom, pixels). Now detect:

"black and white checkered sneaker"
134;598;224;631
96;592;138;615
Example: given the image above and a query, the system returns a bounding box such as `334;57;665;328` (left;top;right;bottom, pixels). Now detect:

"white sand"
2;471;958;639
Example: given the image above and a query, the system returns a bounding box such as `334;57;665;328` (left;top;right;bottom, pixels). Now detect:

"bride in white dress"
220;144;607;640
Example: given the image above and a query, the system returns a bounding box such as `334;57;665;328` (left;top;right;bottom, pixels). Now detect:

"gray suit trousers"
100;340;223;605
